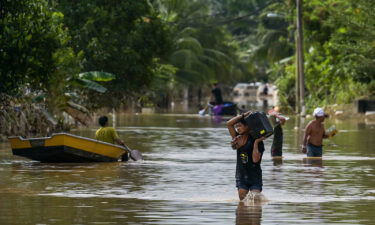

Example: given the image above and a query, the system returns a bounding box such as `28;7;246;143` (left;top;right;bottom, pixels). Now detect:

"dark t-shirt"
236;136;265;184
211;87;223;105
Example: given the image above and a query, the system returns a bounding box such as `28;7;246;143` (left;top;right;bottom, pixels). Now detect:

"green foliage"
75;79;107;94
0;0;80;96
139;61;178;108
302;0;375;106
78;71;116;82
2;0;374;115
54;0;172;108
273;61;296;108
269;0;375;110
214;0;294;82
73;71;117;94
153;0;248;87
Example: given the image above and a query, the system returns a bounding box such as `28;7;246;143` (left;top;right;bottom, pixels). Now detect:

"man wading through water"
302;107;336;156
227;111;266;201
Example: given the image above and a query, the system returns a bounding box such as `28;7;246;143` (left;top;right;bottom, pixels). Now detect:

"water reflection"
271;157;283;166
302;157;323;167
1;114;375;225
236;202;263;225
211;115;225;124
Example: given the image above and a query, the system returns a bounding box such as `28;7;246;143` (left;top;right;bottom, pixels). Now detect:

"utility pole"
296;0;306;116
295;36;300;114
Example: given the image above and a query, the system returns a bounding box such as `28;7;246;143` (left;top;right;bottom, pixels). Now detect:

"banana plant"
75;71;116;93
64;71;116;124
33;71;116;125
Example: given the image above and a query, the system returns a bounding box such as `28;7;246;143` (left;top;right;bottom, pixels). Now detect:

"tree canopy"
1;0;374;116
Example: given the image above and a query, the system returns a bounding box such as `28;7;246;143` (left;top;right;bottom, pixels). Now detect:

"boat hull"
8;133;127;163
212;102;237;116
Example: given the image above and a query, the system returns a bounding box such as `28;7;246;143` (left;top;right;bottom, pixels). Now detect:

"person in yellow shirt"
96;116;125;145
96;116;143;161
96;116;129;161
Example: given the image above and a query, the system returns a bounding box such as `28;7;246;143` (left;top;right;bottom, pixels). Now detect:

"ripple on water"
1;115;375;225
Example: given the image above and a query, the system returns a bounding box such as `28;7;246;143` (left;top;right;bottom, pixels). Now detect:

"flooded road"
1;114;375;225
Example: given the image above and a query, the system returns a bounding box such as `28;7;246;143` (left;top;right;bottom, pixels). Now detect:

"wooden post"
295;33;300;114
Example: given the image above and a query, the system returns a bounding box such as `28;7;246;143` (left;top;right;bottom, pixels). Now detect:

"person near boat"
227;111;266;200
199;83;224;115
211;83;223;105
96;116;129;161
95;116;125;145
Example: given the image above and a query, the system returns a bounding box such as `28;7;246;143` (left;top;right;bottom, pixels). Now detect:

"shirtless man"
302;107;333;157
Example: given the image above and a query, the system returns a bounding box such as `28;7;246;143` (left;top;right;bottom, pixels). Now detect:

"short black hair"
98;116;108;126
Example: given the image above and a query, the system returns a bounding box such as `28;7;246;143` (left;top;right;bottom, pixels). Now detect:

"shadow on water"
236;202;263;225
271;157;283;166
302;157;323;167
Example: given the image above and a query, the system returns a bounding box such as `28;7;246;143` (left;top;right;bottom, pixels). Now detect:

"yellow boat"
8;133;127;163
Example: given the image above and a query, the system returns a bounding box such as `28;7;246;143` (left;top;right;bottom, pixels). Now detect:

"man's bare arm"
227;114;242;138
115;138;124;146
253;137;265;163
226;111;252;138
302;122;312;152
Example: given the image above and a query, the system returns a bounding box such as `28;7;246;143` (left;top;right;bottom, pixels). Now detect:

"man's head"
98;116;108;127
313;107;328;121
235;117;250;135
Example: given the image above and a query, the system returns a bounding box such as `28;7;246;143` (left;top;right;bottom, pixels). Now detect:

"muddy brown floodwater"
1;114;374;225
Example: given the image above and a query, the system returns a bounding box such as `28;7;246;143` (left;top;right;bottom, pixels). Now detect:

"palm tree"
151;0;249;108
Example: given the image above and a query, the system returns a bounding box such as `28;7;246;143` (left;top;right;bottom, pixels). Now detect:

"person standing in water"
268;106;287;158
302;107;335;156
227;111;266;201
211;83;223;105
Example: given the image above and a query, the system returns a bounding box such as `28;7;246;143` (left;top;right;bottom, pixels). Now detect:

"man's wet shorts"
307;143;323;157
236;176;262;191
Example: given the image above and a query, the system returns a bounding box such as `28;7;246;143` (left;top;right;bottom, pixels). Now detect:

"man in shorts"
302;107;333;156
227;111;266;201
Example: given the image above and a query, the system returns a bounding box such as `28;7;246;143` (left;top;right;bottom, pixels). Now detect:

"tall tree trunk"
182;86;189;112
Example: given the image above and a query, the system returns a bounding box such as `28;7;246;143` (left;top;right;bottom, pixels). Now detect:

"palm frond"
170;49;199;70
176;37;203;55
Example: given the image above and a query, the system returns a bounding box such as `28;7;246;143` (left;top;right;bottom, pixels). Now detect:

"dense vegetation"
274;0;375;109
1;0;374;136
